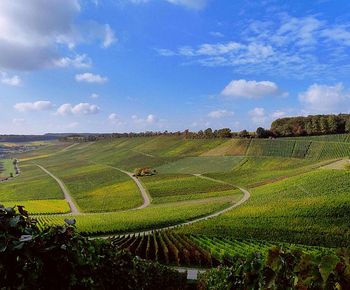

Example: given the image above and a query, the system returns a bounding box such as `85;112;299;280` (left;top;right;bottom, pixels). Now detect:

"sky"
1;0;350;134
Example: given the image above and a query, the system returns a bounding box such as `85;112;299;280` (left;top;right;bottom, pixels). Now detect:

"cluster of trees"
270;114;350;137
59;128;256;142
57;114;350;142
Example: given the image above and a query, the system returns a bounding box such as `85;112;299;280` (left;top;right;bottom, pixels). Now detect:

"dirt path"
105;165;151;209
36;164;80;214
98;175;250;238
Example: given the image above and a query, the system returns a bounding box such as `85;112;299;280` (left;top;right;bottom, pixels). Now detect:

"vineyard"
113;232;335;267
181;169;350;247
2;134;350;251
35;198;233;236
112;231;219;267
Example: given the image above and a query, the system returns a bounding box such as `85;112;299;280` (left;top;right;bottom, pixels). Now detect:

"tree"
204;128;214;139
217;128;232;138
256;127;267;138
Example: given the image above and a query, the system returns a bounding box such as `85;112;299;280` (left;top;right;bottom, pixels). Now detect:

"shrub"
0;205;186;290
198;247;350;290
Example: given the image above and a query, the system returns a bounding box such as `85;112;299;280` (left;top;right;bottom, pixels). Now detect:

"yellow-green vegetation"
206;157;321;188
0;163;63;201
201;139;251;156
0;159;15;178
141;173;237;203
36;198;233;236
36;158;142;212
2;199;70;214
156;156;244;174
180;169;350;247
7;134;350;247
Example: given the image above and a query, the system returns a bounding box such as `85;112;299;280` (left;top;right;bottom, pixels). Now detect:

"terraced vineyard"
180;169;350;247
113;232;335;267
2;134;350;257
35;198;234;235
113;231;219;267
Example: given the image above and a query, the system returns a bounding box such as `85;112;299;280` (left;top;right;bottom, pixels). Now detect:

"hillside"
1;134;350;249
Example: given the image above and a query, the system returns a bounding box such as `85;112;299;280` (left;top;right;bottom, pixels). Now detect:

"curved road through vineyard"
33;164;251;234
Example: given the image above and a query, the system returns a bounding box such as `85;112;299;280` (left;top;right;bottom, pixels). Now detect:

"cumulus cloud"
0;1;116;70
14;101;53;112
249;107;267;125
299;83;350;114
221;79;280;99
75;73;108;84
102;24;117;48
53;54;92;68
1;72;21;86
57;103;100;115
208;110;234;119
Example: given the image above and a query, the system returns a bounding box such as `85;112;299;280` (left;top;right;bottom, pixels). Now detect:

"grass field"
0;163;63;201
156;156;244;174
0;159;15;178
4;134;350;250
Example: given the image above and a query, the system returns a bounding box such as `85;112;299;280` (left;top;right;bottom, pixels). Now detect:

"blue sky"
1;0;350;134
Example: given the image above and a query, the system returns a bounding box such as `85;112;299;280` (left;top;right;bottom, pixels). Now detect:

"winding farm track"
33;162;250;236
35;164;80;214
108;166;151;210
99;175;251;238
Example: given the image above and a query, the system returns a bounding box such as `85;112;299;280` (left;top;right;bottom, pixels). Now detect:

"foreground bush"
0;205;186;290
198;247;350;290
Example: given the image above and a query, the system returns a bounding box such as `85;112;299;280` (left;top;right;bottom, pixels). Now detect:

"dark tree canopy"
270;114;350;137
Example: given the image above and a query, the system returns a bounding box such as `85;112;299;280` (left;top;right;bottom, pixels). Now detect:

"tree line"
57;114;350;142
268;114;350;137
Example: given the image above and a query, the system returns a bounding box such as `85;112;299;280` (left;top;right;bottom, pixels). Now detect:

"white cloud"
221;79;280;99
53;54;92;68
90;93;99;99
299;83;349;114
1;72;21;86
249;107;267;125
14;101;53;112
271;110;287;119
208;110;234;119
75;73;108;84
0;0;80;70
146;114;157;124
0;1;117;71
129;0;207;9
109;113;118;121
102;24;117;48
158;14;350;78
132;114;158;125
57;103;100;115
166;0;207;9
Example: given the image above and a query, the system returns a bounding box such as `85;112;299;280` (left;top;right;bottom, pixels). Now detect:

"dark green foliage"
0;205;186;290
198;247;350;290
271;114;350;137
